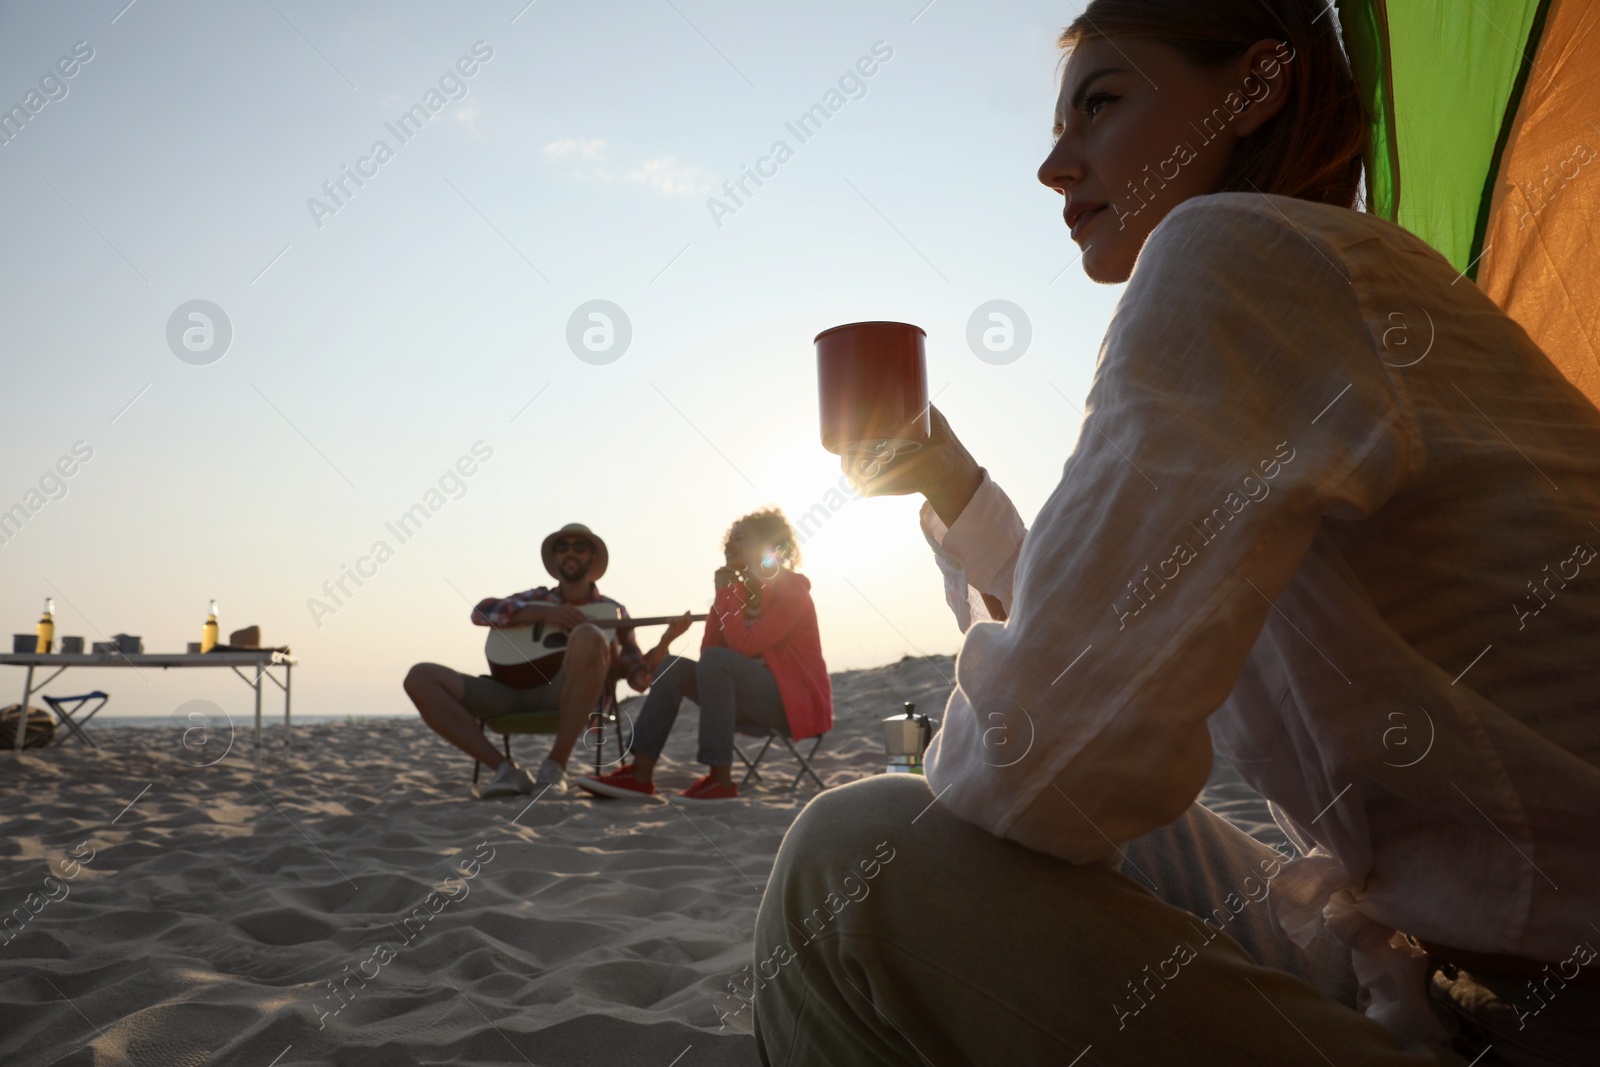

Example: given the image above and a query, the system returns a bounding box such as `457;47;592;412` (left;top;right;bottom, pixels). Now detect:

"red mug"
815;321;930;459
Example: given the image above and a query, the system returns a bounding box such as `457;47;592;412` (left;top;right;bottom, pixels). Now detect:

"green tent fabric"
1340;0;1600;403
1339;0;1548;276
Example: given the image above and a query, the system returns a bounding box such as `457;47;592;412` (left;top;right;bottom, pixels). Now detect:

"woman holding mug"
576;508;831;801
756;1;1600;1064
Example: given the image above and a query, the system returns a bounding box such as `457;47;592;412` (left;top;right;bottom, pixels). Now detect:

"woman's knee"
698;646;742;677
653;655;693;691
754;776;932;1021
765;776;930;910
784;775;931;852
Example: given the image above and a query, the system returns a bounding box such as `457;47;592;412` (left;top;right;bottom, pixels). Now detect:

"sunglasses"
552;539;593;554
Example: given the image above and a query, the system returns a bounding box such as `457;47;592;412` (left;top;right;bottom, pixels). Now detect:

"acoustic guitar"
484;604;707;688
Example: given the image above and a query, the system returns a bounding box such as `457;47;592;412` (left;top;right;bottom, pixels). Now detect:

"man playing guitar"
403;523;690;798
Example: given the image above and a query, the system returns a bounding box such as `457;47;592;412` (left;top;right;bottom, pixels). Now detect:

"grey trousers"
751;774;1497;1067
631;648;788;767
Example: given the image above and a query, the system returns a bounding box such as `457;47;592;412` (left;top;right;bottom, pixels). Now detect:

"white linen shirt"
921;193;1600;1043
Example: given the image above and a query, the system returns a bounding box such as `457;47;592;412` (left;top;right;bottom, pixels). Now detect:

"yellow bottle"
35;597;54;654
201;599;219;653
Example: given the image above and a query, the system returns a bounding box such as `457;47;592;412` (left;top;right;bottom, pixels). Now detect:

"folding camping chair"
40;691;109;748
734;726;827;792
471;678;625;785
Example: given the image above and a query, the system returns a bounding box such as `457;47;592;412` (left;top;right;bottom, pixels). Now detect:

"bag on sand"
0;704;57;749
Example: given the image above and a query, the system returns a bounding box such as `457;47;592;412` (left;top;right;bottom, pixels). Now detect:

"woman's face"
730;526;778;575
1038;35;1291;283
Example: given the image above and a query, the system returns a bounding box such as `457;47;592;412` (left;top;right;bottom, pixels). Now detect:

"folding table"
0;650;296;757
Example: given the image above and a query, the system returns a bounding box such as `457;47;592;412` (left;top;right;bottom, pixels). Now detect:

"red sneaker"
574;764;658;800
677;774;739;801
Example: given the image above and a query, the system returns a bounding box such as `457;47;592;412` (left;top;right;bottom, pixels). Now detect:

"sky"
0;0;1125;721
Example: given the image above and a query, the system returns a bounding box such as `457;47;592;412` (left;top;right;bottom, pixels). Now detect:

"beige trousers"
751;774;1497;1067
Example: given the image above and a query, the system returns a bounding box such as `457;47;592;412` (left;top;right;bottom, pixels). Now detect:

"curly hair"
724;507;802;573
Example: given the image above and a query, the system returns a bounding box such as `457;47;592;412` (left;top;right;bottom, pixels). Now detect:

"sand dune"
0;655;1276;1066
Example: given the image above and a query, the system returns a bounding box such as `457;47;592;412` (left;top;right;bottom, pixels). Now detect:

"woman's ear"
1232;38;1294;137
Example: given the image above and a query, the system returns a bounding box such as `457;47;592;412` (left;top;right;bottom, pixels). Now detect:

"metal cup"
816;321;931;459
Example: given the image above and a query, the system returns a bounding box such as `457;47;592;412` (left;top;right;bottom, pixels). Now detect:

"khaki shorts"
460;670;565;720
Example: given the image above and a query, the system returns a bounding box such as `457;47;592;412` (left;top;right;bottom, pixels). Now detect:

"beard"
557;557;590;582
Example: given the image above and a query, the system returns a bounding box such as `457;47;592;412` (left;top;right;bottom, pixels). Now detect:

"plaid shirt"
472;584;644;680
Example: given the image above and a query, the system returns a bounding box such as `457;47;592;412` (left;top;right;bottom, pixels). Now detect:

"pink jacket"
702;570;832;740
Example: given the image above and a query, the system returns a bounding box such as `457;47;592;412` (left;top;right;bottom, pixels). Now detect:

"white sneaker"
479;760;535;799
533;757;568;796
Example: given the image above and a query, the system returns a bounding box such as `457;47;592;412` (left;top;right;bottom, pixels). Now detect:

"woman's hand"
714;566;739;591
844;406;984;526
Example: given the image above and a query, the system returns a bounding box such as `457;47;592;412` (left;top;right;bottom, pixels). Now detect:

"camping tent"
1339;0;1599;401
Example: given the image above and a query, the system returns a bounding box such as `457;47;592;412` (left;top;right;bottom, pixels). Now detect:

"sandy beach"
1;655;1279;1066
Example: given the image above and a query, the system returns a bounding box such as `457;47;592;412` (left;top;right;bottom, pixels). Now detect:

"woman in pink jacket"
575;508;832;801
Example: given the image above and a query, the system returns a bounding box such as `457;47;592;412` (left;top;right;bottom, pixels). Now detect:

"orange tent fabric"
1475;0;1600;403
1341;0;1599;406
